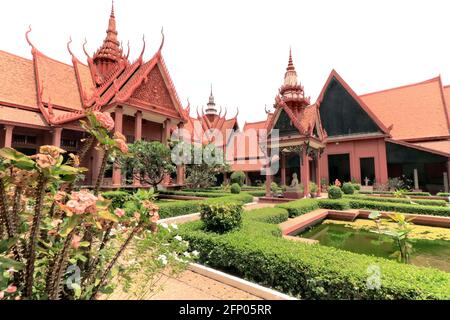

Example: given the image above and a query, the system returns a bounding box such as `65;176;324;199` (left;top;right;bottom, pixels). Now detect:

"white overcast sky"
2;0;450;128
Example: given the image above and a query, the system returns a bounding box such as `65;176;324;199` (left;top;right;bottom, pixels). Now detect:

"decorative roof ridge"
359;75;441;98
0;49;33;62
437;75;450;133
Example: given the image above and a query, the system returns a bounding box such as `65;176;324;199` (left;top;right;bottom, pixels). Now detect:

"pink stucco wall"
319;137;388;184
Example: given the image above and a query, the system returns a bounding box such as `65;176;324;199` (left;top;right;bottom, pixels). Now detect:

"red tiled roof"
0;51;38;108
35;53;83;110
412;140;450;156
360;77;450;141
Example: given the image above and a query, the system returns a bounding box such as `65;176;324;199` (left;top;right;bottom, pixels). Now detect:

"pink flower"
114;208;125;218
71;235;82;249
150;212;160;223
0;291;4;300
32;153;57;169
5;285;17;294
93;111;115;131
134;212;141;221
114;139;129;154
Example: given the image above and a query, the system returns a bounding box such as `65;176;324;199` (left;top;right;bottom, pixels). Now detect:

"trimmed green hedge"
158;193;254;218
317;199;350;210
344;195;447;207
276;199;319;217
359;191;432;196
180;209;450;299
348;199;450;217
437;192;450;197
159;190;230;198
244;207;289;225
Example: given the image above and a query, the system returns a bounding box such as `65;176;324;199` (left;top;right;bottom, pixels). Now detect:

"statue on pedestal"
290;173;299;188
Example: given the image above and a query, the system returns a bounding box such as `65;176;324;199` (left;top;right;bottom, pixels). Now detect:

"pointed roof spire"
206;84;217;115
284;47;298;86
93;0;123;63
287;47;295;71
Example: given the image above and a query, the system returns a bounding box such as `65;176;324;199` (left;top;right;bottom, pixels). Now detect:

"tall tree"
121;141;175;190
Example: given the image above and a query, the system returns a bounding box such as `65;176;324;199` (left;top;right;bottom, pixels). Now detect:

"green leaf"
0;256;25;270
0;238;18;254
0;148;35;169
60;215;81;237
97;210;119;223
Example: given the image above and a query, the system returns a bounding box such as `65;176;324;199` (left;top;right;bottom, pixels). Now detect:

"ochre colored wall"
320;138;388;184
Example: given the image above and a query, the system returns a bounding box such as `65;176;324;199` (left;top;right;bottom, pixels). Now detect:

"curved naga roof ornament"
83;38;93;61
158;27;165;53
138;34;146;63
25;25;37;54
125;40;130;60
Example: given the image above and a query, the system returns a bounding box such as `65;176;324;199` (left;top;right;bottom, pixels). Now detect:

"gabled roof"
317;69;389;135
360;76;450;141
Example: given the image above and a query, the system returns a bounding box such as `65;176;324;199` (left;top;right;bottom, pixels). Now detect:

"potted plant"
310;182;318;198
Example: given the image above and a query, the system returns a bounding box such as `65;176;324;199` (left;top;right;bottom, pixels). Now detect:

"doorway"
360;157;375;185
328;154;350;183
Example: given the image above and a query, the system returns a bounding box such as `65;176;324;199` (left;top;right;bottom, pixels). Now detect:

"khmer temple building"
1;4;450;194
0;5;190;187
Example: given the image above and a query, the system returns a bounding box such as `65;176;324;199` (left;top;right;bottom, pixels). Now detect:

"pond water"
298;221;450;273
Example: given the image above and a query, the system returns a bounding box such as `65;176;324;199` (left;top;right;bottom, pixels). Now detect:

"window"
12;134;37;145
61;138;78;148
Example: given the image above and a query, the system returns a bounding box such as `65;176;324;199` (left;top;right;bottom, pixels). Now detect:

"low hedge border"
159;190;230;198
180;208;450;300
344;195;447;207
359;191;432;196
348;199;450;217
158;193;254;218
275;199;319;217
437;192;450;197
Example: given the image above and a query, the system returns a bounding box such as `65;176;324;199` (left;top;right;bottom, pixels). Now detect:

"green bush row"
159;190;230;198
158;193;254;218
359;191;432;196
348;199;450;217
276;199;319;217
344;195;447;207
180;208;450;300
244;207;289;225
317;199;350;210
437;192;450;197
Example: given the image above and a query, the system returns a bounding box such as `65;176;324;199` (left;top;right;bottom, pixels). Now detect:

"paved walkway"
107;269;261;300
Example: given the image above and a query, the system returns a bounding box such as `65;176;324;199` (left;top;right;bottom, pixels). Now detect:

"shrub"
344;195;447;207
437;192;450;197
328;186;343;199
270;182;281;194
230;171;246;187
246;190;266;197
158;193;254;218
317;199;350;210
276;199;319;218
404;192;432;196
230;183;241;194
159;190;229;198
244;207;289;225
353;184;361;191
101;190;131;209
342;182;355;195
348;199;450;217
309;182;318;194
200;203;243;233
180;213;450;300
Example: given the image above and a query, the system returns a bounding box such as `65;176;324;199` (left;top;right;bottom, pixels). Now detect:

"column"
133;111;143;186
280;153;286;186
413;168;419;191
316;153;322;196
162;119;171;145
447;160;450;192
52;127;62;147
134;111;142;141
3;125;14;148
301;147;310;197
245;172;251;186
112;107;123;187
176;165;185;185
265;165;272;197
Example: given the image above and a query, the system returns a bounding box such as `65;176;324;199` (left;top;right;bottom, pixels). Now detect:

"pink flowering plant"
0;111;187;300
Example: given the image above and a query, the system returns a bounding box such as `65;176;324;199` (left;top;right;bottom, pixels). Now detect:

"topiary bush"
317;199;350;210
328;186;343;199
342;182;355;195
244;207;289;224
276;199;319;218
200;202;243;233
101;190;131;209
230;183;241;194
353;183;361;191
230;171;246;186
